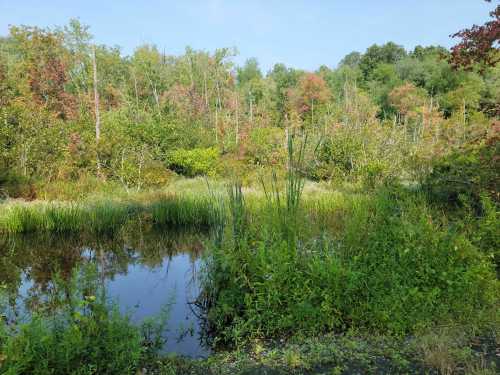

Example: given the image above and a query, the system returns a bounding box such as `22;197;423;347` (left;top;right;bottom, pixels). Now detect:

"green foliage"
236;58;262;87
202;187;499;344
0;266;167;375
1;16;499;375
472;196;500;268
245;127;286;166
0;170;35;200
167;147;220;177
423;134;499;209
0;194;219;234
311;134;363;180
359;42;407;80
0;20;497;188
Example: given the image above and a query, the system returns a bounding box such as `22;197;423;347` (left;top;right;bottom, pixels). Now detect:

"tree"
292;73;330;124
237;58;262;86
367;63;402;116
389;82;427;123
268;63;302;125
339;51;362;68
9;26;76;119
359;42;407;80
450;2;500;70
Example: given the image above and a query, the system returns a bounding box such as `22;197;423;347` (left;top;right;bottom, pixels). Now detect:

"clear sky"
0;0;496;72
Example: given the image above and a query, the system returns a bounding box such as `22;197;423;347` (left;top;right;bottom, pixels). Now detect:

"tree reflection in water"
0;225;210;357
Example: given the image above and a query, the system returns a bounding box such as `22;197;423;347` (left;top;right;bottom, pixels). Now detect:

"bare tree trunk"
203;70;209;110
92;45;102;177
147;73;160;114
249;90;253;124
311;99;314;126
133;70;139;116
235;94;239;146
215;80;222;144
215;100;219;144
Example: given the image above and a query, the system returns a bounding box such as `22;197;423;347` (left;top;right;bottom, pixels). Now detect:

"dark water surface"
0;228;210;357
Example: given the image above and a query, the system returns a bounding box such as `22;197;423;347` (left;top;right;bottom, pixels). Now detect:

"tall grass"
150;194;220;229
200;173;499;345
260;132;307;249
0;194;221;235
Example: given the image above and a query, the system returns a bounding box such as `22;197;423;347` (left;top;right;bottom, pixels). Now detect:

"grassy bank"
1;176;498;374
199;172;499;350
0;192;221;235
157;330;499;375
1;268;497;375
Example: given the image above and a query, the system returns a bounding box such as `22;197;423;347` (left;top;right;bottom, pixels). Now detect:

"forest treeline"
0;18;498;202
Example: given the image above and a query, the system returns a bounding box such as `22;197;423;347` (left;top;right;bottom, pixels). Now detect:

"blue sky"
0;0;496;72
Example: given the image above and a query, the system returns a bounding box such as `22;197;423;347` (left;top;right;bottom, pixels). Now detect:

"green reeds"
260;131;307;248
0;194;222;235
149;194;219;229
0;203;85;234
227;181;246;246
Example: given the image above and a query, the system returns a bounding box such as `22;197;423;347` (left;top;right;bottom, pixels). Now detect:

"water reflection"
0;226;210;357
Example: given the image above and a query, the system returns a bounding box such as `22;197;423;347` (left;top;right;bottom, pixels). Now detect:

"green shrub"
423;135;499;210
471;195;500;269
308;133;364;181
339;190;497;332
0;266;168;375
0;170;35;200
360;159;391;189
245;127;286;166
167;147;220;177
201;188;499;344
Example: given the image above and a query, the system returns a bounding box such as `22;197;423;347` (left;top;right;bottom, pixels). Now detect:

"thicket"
198;135;499;346
0;19;498;201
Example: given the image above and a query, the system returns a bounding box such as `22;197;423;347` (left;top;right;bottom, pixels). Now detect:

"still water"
0;227;210;357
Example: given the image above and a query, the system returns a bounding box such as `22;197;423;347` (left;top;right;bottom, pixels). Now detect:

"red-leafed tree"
10;26;77;119
450;1;499;70
289;73;330;124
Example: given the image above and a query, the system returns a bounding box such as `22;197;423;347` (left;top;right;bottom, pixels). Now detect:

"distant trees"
359;42;407;80
0;19;497;192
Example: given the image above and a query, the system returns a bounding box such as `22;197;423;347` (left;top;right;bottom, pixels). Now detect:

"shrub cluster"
201;187;499;344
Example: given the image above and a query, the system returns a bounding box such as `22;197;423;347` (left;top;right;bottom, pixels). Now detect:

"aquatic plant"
200;184;499;344
0;194;222;235
0;265;168;375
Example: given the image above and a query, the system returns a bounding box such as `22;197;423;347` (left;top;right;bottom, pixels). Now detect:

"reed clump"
199;136;499;347
0;194;222;235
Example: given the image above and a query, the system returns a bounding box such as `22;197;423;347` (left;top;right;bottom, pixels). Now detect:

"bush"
360;159;392;189
201;188;499;344
167;147;220;177
244;127;286;166
308;132;364;181
0;266;159;375
0;170;36;200
423;125;499;210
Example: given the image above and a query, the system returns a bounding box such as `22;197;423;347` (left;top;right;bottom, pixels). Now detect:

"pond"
0;227;211;358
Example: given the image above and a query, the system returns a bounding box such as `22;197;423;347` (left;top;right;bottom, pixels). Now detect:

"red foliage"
29;56;76;119
450;4;499;70
293;73;330;114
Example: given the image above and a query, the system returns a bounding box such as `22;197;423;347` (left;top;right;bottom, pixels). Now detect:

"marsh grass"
150;194;220;229
260;132;307;248
0;193;221;235
201;178;499;346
